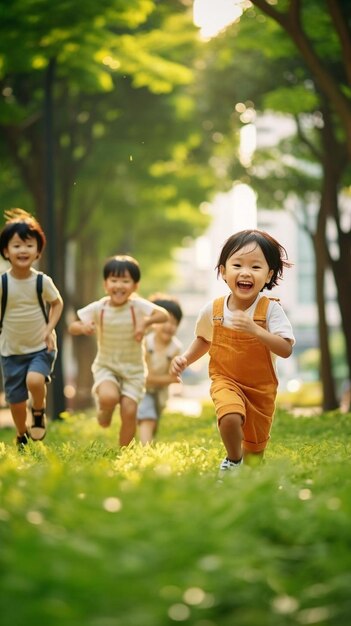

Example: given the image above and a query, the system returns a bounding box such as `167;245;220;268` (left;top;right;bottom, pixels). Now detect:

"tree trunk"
331;252;351;381
69;234;102;410
319;102;350;400
313;232;338;410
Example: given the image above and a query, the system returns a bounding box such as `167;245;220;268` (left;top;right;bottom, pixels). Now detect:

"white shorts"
92;365;145;404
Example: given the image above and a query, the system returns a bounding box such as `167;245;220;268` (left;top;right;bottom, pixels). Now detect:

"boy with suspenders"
69;255;169;448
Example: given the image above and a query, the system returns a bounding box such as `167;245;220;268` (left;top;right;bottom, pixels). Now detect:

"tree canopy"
194;0;351;408
0;0;217;295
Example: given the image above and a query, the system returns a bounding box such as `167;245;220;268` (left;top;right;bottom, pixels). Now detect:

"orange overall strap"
212;295;279;328
212;297;225;326
100;300;109;332
100;301;136;333
253;296;279;327
129;304;136;329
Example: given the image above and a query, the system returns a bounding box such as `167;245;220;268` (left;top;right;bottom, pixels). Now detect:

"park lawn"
0;405;350;626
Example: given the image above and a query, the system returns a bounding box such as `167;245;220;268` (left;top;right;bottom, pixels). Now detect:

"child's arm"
134;306;169;342
146;372;179;388
43;296;64;351
68;319;96;336
231;310;293;358
170;336;210;377
146;306;170;326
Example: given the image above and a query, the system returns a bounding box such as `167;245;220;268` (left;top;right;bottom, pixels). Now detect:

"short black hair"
0;208;46;260
149;293;183;324
216;229;292;290
103;255;141;283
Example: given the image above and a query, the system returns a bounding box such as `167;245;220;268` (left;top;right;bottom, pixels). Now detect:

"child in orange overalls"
171;229;295;473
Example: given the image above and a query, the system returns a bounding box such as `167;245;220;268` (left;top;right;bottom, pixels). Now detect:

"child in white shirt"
137;295;183;445
69;255;169;447
0;209;63;447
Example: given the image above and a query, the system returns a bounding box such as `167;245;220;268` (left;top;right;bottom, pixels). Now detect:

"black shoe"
16;431;30;450
30;409;47;441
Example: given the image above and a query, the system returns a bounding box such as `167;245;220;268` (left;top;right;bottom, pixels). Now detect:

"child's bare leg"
139;419;157;445
27;371;48;440
218;412;243;462
120;396;137;447
9;401;28;436
26;371;46;410
96;381;119;427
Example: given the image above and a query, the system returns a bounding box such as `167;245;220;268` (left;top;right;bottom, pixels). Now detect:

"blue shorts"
137;392;162;422
1;349;57;404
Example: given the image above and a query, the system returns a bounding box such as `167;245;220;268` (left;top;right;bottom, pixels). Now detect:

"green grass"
0;405;351;626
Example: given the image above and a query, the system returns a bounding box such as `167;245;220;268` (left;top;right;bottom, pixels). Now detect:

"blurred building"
172;186;350;395
170;111;348;393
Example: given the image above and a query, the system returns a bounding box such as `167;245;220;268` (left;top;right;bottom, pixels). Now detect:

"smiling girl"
171;230;295;474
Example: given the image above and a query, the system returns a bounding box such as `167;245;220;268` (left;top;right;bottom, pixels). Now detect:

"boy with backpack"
0;209;63;448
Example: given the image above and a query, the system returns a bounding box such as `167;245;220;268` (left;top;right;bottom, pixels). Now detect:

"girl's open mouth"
237;281;253;290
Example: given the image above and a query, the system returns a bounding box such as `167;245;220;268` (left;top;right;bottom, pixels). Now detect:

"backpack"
0;272;49;334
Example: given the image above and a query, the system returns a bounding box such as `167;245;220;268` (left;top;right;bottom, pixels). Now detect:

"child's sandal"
30;408;47;441
16;431;30;451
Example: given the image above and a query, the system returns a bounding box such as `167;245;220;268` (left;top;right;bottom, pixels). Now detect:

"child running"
69;255;169;447
0;209;64;448
171;229;295;473
137;294;183;445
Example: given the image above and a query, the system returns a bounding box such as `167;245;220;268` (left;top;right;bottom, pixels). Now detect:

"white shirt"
78;295;160;376
144;331;182;404
195;293;295;345
0;269;60;356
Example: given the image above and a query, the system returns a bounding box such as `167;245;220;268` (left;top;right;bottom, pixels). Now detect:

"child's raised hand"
170;355;187;380
231;310;257;334
81;321;96;336
134;320;146;342
44;330;56;351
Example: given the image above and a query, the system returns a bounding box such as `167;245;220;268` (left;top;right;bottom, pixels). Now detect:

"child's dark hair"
216;229;292;290
149;293;183;324
0;208;46;260
103;255;141;282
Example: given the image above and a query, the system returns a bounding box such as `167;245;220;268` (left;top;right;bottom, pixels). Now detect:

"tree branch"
249;0;351;158
294;114;322;161
326;0;351;85
249;0;289;28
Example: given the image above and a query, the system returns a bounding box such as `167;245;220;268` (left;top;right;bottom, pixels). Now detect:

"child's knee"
121;396;138;420
97;390;118;409
219;412;243;431
98;409;114;428
99;395;118;412
26;371;45;392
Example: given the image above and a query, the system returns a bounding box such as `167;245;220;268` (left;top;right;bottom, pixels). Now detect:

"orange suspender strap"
211;295;278;328
130;304;136;329
253;296;280;326
212;297;225;326
99;301;136;333
99;300;108;332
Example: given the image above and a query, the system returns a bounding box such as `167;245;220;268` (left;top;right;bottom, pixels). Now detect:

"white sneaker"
218;457;243;474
